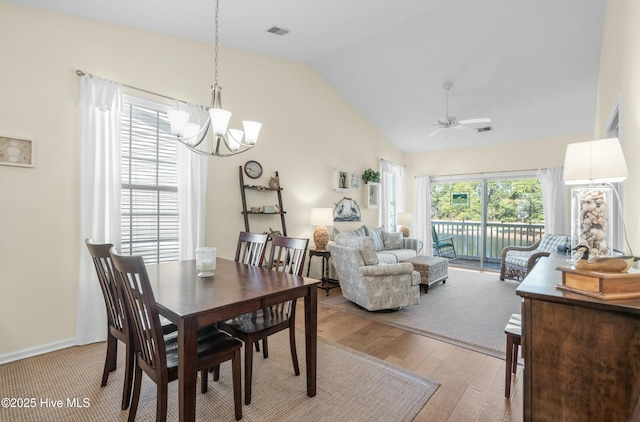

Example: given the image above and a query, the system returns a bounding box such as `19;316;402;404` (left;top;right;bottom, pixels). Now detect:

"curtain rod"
415;168;545;179
380;158;406;167
75;69;186;104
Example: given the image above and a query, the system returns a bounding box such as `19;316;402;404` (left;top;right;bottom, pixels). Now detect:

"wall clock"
244;160;263;179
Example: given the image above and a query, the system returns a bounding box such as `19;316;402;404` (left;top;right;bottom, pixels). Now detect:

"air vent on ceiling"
476;126;493;133
267;26;290;36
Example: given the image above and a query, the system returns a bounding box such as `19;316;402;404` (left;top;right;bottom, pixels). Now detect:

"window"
120;94;179;263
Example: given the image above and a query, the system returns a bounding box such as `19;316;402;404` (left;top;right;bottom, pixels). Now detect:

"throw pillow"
334;225;366;238
365;226;385;252
335;236;378;265
383;231;404;250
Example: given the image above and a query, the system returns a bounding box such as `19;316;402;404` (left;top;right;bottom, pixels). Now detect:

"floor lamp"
563;138;628;258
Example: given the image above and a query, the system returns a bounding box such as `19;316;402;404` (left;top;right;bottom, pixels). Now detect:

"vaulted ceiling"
8;0;607;152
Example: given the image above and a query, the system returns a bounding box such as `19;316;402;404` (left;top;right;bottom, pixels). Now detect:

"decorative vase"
570;186;613;258
313;226;329;250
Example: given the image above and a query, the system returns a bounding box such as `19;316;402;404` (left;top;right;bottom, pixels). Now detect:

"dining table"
145;257;320;422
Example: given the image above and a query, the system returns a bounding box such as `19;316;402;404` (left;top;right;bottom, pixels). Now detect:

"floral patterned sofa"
329;235;421;311
333;225;421;263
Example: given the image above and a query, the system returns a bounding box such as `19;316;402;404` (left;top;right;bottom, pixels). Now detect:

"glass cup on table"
196;247;217;277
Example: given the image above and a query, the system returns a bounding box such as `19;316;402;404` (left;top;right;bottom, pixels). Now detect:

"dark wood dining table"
145;258;320;422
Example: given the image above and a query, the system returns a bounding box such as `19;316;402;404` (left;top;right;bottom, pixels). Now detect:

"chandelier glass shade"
168;0;261;157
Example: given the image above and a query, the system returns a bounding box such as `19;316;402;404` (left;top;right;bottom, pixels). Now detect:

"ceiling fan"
427;82;492;139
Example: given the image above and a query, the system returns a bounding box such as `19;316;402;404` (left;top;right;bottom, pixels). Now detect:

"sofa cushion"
537;234;570;253
335;235;378;265
383;231;403;250
364;226;385;251
377;249;418;263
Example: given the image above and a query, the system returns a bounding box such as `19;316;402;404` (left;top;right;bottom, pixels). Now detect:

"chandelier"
167;0;261;156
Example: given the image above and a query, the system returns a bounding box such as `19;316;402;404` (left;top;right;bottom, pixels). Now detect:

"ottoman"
401;255;448;293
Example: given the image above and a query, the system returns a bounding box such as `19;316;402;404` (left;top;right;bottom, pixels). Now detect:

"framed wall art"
334;168;351;192
333;197;361;222
366;182;380;209
350;171;360;188
0;137;34;168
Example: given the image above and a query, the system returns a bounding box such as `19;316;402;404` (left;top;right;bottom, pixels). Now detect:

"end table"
306;249;340;296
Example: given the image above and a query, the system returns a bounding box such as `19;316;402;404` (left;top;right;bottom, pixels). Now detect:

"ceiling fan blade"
427;127;444;138
457;117;492;125
454;124;476;132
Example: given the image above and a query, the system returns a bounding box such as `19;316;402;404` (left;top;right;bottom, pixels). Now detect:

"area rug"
0;330;438;421
320;268;522;359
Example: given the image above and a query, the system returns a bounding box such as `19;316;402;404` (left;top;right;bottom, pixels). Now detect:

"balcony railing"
432;220;545;264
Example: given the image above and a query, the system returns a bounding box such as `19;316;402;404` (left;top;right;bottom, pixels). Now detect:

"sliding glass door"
431;174;543;270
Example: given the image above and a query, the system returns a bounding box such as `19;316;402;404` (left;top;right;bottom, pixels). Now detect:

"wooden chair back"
235;232;269;267
110;248;167;375
267;235;309;276
85;239;126;336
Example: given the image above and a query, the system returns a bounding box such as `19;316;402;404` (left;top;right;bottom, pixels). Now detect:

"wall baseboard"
0;338;76;365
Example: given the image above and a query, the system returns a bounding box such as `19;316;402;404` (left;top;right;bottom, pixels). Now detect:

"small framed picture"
0;137;34;168
366;182;380;208
350;171;360;188
451;192;469;206
334;168;351;192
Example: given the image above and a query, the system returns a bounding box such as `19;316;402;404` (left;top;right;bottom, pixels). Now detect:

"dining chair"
235;231;269;267
110;248;243;422
219;235;309;405
85;239;179;411
85;239;135;410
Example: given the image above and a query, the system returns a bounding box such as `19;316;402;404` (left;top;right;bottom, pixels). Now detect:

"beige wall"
0;2;404;356
593;0;640;252
405;133;591;210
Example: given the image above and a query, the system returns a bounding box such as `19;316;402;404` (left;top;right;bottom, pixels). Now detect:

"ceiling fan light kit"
427;82;492;139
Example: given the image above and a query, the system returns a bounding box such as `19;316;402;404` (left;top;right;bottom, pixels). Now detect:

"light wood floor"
299;287;524;422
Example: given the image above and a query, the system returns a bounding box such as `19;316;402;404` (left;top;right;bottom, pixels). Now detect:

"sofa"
333;225;421;263
329;235;421;311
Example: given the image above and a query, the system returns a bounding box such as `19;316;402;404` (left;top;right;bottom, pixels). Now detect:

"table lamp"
563;137;628;257
397;212;412;238
310;208;334;250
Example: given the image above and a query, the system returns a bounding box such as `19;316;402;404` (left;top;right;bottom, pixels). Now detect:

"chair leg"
127;366;143;422
505;333;513;399
232;348;242;421
201;369;208;394
157;381;168;422
101;333;117;387
212;364;220;381
244;342;254;405
121;342;134;410
254;341;260;352
262;337;269;359
289;326;300;376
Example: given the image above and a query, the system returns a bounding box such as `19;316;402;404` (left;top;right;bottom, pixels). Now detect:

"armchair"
329;235;420;311
500;234;569;281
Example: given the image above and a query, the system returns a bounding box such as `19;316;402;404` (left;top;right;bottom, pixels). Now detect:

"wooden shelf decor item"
556;266;640;300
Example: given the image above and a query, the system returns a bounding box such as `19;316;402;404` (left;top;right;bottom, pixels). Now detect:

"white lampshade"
182;123;200;142
310;208;334;227
243;121;262;145
209;108;232;135
167;110;189;136
397;212;412;226
227;129;243;151
563;138;628;185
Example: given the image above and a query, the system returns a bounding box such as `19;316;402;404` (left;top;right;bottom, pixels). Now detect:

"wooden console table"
306;249;340;296
516;254;640;421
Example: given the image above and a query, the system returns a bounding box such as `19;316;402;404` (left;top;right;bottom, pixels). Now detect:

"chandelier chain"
214;0;220;87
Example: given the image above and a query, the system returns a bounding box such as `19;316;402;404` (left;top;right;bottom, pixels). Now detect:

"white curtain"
380;159;406;230
538;167;568;235
76;76;122;345
414;176;433;256
178;103;209;260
